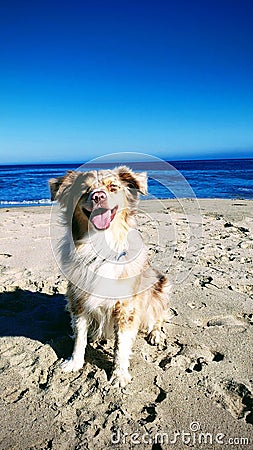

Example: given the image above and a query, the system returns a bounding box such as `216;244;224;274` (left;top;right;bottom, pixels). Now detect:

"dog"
49;166;171;387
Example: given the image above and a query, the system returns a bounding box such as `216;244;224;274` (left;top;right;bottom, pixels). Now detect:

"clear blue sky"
0;0;253;164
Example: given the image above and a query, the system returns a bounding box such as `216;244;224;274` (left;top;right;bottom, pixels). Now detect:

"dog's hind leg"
110;301;140;388
62;315;88;372
147;319;164;346
146;273;171;346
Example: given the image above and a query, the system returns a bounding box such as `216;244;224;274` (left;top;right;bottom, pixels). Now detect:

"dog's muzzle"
83;190;118;230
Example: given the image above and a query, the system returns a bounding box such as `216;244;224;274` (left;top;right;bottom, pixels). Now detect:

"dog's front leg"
111;302;139;388
62;315;88;372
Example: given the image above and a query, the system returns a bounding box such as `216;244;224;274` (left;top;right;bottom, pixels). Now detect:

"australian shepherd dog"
49;166;171;387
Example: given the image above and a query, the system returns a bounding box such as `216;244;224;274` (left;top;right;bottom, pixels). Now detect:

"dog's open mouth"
83;206;118;230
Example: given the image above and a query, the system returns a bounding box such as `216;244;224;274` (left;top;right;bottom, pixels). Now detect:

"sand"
0;199;252;449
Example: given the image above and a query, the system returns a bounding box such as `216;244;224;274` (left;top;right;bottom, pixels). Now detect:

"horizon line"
1;155;253;166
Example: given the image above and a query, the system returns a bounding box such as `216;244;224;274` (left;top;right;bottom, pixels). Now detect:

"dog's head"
49;166;147;238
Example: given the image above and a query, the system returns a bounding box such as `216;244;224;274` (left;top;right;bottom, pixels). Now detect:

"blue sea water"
0;159;252;207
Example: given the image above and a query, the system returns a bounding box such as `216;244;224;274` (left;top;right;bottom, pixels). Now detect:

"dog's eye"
109;183;119;192
80;191;90;201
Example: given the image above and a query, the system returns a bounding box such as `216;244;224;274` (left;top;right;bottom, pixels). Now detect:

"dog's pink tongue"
91;209;111;230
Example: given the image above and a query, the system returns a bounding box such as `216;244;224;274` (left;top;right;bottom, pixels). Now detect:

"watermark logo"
110;422;250;446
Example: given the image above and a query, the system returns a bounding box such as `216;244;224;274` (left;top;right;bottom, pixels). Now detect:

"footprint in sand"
209;380;253;424
204;315;248;331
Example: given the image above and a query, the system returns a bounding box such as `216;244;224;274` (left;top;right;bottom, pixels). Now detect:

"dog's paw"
61;357;84;373
147;329;164;346
110;369;132;388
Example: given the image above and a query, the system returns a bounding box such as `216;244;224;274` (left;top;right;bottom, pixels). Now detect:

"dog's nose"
91;191;107;203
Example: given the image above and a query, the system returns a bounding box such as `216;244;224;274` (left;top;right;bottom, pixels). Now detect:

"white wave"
0;198;55;206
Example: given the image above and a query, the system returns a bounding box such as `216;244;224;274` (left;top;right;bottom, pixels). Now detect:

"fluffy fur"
49;166;171;387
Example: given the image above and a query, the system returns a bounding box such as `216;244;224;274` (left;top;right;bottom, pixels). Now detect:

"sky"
0;0;253;164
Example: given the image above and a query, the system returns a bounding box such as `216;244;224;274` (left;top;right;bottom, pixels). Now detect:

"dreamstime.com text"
111;422;250;446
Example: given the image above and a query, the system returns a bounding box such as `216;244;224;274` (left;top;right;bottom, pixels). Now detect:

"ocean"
0;158;252;207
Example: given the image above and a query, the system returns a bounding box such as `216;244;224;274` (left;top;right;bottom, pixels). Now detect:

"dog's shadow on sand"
0;289;113;376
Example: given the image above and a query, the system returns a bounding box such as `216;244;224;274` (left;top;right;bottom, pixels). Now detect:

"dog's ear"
115;166;148;195
49;171;77;201
49;176;64;200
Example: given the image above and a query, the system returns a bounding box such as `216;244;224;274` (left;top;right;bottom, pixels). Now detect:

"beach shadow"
0;289;73;358
0;289;113;375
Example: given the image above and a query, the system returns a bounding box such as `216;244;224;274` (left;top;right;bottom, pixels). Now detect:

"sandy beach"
0;199;252;449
